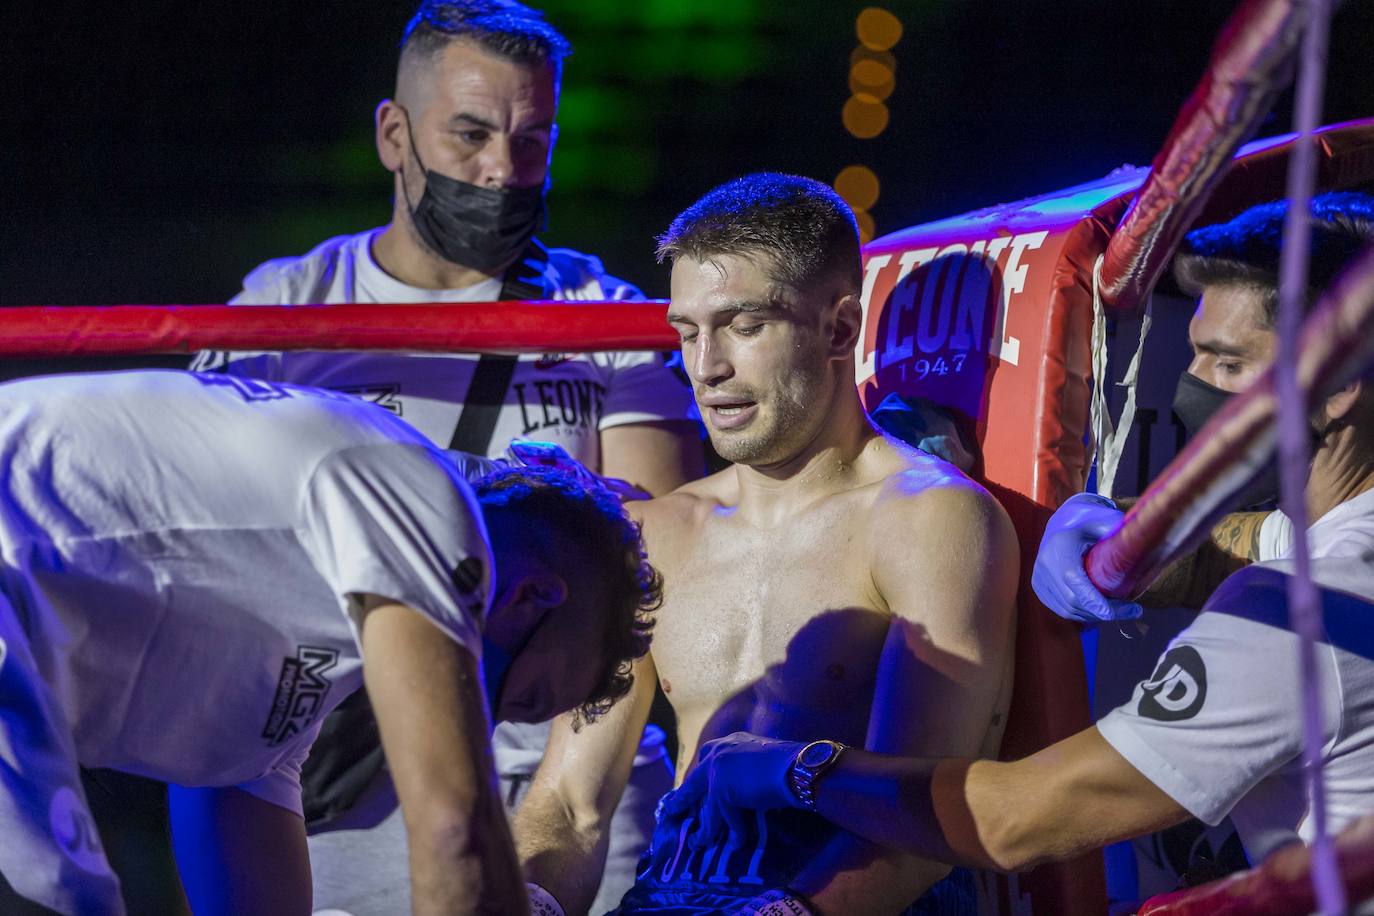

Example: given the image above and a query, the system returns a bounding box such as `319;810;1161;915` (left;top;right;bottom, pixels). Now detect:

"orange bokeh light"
834;165;880;211
849;59;895;103
853;209;876;244
842;96;889;139
856;7;903;52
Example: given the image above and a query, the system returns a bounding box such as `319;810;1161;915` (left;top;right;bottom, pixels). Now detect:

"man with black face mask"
1035;190;1374;623
186;3;701;914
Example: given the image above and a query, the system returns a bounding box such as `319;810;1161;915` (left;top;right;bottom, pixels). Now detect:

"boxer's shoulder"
862;444;1013;557
634;470;734;523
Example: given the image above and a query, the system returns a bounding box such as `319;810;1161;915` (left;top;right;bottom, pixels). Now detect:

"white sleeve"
235;722;321;816
593;351;695;430
188;264;290;373
1096;566;1338;825
1256;510;1291;562
297;443;492;660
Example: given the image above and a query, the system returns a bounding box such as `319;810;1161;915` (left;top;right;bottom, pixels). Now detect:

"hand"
653;732;804;855
1031;493;1143;622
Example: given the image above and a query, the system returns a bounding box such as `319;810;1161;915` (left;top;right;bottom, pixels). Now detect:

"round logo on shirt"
1138;645;1208;721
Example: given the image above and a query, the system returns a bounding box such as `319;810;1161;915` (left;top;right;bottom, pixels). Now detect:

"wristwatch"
787;739;847;810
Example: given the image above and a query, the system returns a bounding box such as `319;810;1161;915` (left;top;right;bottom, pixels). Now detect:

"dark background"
3;0;1373;305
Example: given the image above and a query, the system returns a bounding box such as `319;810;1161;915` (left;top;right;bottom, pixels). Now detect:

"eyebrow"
446;112;554;133
1191;337;1252;358
666;299;786;325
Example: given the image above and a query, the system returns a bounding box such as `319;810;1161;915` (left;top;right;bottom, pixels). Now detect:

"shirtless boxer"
512;173;1019;915
0;369;658;916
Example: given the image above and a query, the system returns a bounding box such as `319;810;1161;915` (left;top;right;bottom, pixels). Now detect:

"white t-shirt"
1099;487;1374;863
188;229;695;470
0;370;491;815
192;229;689;775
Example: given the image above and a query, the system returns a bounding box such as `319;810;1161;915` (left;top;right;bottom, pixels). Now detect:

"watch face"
799;741;837;768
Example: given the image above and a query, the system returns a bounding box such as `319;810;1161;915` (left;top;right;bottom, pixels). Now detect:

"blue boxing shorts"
608;806;974;915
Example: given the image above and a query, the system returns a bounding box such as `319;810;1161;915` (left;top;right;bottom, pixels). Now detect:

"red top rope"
1098;0;1306;313
0;301;680;357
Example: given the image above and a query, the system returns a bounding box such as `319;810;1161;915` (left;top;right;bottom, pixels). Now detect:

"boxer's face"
668;253;834;465
384;39;558;193
1186;283;1277;393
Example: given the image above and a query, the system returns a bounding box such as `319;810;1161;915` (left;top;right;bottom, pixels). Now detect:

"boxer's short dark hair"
475;466;659;726
656;172;864;292
400;0;571;81
1174;191;1374;326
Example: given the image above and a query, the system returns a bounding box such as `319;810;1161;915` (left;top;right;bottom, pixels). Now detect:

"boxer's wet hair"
399;0;571;83
475;466;660;726
656;172;863;292
1174;191;1374;325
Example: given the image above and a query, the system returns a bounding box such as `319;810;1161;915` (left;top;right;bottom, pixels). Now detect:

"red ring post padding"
1086;241;1374;599
0;301;680;357
1098;0;1305;313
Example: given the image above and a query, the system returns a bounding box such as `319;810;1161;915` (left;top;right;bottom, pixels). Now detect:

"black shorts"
608;807;974;915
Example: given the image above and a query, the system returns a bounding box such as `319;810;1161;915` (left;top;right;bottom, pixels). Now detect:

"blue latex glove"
1031;492;1143;623
651;732;803;857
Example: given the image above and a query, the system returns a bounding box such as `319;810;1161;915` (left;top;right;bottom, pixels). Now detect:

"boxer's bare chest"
648;489;895;770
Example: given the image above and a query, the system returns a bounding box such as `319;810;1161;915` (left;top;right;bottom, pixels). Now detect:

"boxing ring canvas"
855;118;1374;915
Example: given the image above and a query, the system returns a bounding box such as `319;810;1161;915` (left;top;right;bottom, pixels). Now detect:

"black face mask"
399;111;546;275
1171;371;1281;511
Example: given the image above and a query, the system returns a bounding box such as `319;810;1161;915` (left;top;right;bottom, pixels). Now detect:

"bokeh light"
856;7;903;51
853;209;876;244
834;165;880;211
848;58;895;103
849;46;897;71
842;96;890;139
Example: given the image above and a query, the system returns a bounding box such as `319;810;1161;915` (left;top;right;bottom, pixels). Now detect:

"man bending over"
512;173;1019;915
0;369;658;916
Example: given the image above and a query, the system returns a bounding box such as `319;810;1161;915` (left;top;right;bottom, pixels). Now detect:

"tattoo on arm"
1140;512;1269;609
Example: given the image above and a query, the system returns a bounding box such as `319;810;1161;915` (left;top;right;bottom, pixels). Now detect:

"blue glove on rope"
1031;493;1143;623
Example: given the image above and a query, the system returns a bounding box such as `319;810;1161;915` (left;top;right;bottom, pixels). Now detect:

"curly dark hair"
399;0;572;83
1174;191;1374;325
474;466;660;726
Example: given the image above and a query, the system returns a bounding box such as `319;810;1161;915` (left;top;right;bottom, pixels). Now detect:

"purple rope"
1274;0;1344;911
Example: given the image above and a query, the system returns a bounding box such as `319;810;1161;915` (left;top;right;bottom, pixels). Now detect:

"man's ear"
375;99;407;173
486;571;568;645
1324;377;1364;424
517;571;569;610
829;292;863;357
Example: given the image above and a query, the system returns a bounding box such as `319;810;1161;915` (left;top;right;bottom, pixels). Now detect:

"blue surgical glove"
651;733;804;856
1031;492;1143;623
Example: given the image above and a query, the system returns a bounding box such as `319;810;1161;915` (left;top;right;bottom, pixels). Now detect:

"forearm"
408;796;529;916
514;791;609;916
1139;511;1268;609
792;837;950;915
361;600;528;916
805;753;990;869
807;731;1186;874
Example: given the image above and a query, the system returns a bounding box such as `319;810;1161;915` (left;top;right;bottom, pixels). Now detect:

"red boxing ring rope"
1085;240;1374;599
1097;0;1305;313
0;301;679;357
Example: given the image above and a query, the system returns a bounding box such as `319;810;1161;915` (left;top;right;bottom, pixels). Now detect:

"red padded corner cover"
857;172;1138;914
854;118;1374;915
